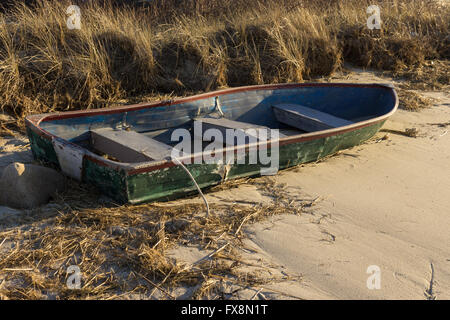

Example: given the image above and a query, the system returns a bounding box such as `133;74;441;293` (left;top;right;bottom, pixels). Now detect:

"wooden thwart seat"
90;117;288;163
91;128;173;163
272;103;353;132
194;117;284;145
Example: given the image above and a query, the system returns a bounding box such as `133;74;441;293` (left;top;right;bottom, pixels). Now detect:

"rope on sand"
172;156;210;217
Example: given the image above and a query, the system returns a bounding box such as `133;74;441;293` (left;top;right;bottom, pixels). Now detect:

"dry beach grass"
0;0;447;126
0;177;310;299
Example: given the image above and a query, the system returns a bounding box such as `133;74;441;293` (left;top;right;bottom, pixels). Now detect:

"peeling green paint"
26;127;60;169
83;158;129;203
126;163;223;203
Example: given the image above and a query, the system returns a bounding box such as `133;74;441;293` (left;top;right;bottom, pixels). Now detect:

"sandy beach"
235;74;450;299
245;103;450;299
1;69;449;300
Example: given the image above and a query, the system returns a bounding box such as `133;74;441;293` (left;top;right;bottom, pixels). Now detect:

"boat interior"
37;86;396;164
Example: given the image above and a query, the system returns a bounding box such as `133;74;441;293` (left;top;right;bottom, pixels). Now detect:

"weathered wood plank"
91;128;173;163
194;117;283;145
272;104;353;132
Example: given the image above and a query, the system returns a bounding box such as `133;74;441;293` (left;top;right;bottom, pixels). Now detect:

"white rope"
170;98;224;217
172;156;210;217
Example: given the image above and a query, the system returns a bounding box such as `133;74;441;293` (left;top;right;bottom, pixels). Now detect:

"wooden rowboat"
25;83;398;204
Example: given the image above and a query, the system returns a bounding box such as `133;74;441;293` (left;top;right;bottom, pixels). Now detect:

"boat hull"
26;118;386;204
25;82;398;204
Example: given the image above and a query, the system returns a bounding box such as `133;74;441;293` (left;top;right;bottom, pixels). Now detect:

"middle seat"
194;117;284;146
